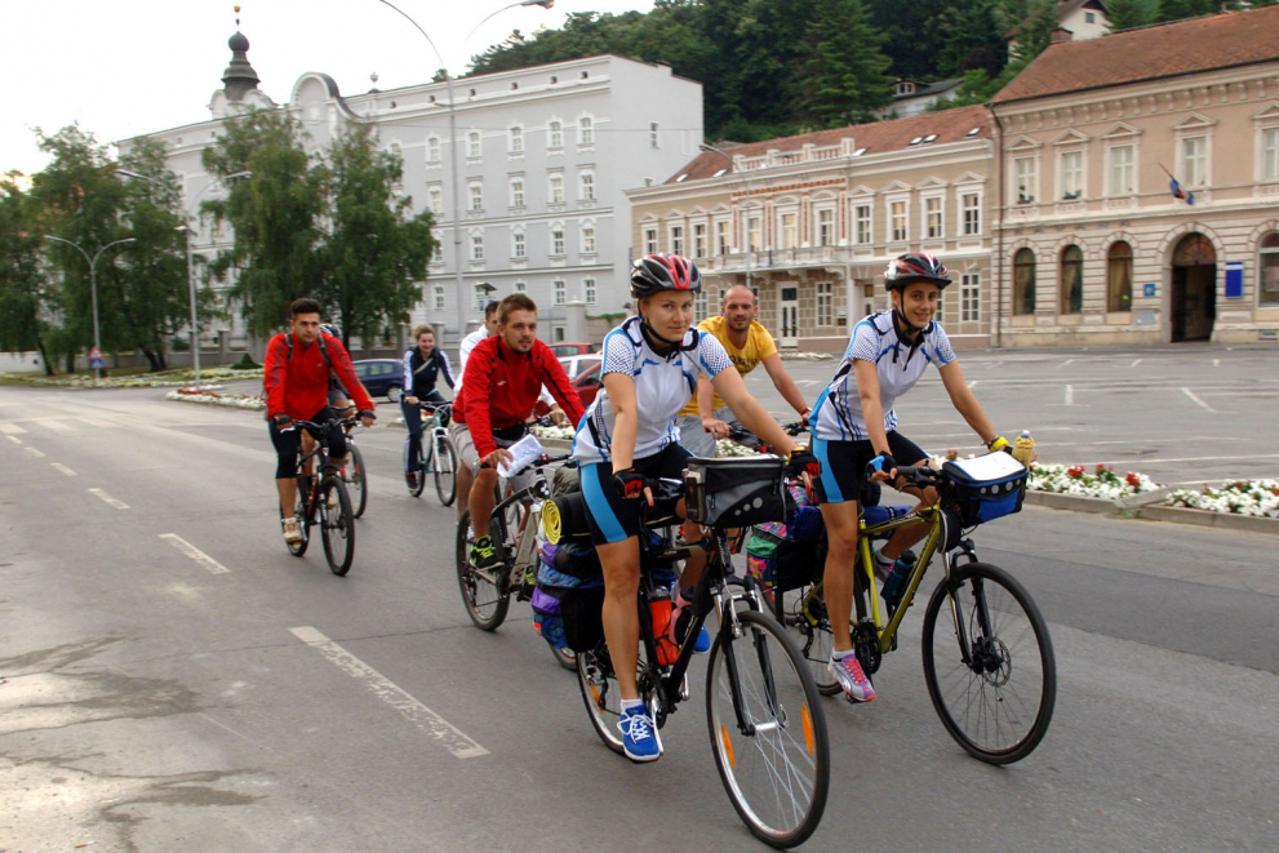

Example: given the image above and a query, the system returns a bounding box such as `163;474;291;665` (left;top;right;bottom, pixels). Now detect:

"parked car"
548;342;599;358
558;355;601;380
535;357;602;418
351;358;403;399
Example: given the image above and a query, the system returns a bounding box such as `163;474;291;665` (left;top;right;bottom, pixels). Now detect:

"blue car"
351;358;403;400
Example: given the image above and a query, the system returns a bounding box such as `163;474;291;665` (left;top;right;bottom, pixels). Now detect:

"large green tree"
1106;0;1158;31
801;0;894;126
0;178;57;373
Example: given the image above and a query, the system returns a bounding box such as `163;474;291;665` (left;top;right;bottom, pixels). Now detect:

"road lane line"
289;626;489;759
24;446;46;458
87;488;129;509
1130;358;1142;368
0;422;26;434
1059;358;1074;368
35;418;74;433
1065;384;1074;406
1081;452;1279;466
1213;358;1220;368
1180;387;1217;414
6;435;21;445
967;380;979;389
159;533;230;574
49;462;76;477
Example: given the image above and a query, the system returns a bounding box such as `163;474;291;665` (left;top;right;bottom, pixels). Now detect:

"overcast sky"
4;0;655;176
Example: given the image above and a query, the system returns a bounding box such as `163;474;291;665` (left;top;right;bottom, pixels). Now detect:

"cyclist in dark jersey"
401;322;456;486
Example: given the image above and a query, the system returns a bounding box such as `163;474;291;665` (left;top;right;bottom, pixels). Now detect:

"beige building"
990;6;1279;345
625;106;996;351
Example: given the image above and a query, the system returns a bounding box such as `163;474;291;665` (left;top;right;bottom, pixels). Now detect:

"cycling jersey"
677;316;777;416
402;348;455;400
810;309;956;442
264;331;373;420
574;316;733;464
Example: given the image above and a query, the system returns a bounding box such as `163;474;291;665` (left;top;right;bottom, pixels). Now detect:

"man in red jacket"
452;293;584;569
264;298;376;544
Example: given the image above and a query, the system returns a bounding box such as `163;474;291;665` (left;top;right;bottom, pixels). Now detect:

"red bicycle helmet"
630;253;702;300
884;252;951;291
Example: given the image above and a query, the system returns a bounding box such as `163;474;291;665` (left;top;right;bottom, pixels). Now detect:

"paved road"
1;379;1276;851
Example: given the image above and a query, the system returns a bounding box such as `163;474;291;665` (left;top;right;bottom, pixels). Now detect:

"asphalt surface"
1;347;1277;852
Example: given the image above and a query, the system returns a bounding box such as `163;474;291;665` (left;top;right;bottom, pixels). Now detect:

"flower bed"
1026;463;1158;500
1165;479;1279;518
165;387;265;410
3;365;262;388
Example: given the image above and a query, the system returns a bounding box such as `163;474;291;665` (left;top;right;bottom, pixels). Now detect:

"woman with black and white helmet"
808;252;1008;704
573;252;819;763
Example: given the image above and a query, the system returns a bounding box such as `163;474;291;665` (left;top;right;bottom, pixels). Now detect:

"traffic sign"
88;346;105;369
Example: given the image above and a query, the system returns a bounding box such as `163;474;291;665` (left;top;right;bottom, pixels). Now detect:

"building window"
1260;233;1279;307
961;272;981;322
514;280;527;293
467;130;482;159
470;232;484;261
670;224;685;256
428;186;444;216
1085;11;1095;22
854;204;872;245
961;192;981;235
780;212;798;249
578;171;595;202
889;200;907;242
551;227;565;257
935;288;946;323
553;279;566;305
695;288;709;319
509;125;523;154
716;220;730;255
1263;128;1279;182
548;174;564;205
1013;248;1036;315
1060;245;1083;315
643;226;658;254
433;285;446;310
468;182;483;213
548;120;563;150
924;196;943;239
1181;136;1207;188
650;122;660;149
746;213;763;251
512;230;526;258
1108;145;1135;196
1059;150;1084;199
427;135;441;164
510;178;525;209
1107;241;1133;312
581;225;596;254
816;281;833;327
693;223;708;258
816;208;835;247
584;278;597;304
578;116;594;146
1014;156;1037;204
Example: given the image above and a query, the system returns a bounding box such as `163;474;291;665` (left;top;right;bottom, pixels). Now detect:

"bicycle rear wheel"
346;443;368;518
706;610;829;849
319;476;355;576
921;561;1055;765
433;435;457;506
454;510;510;630
406;440;426;497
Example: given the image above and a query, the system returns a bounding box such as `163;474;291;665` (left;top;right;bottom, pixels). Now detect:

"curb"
1022;490;1119;514
1134;504;1279;535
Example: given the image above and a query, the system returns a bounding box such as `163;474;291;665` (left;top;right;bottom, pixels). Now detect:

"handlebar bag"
684;456;786;527
941;452;1028;526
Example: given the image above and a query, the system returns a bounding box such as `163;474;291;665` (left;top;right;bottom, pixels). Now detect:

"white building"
122;28;703;347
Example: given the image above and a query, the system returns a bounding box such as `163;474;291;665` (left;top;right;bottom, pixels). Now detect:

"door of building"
779;286;799;347
1171;233;1216;342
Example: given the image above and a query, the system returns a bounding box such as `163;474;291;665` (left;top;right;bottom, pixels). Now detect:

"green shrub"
231;353;260;370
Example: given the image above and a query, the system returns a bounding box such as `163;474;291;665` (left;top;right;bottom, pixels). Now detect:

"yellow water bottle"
1012;430;1036;467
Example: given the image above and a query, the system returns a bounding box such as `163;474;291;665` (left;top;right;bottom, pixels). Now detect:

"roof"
894;78;962;101
994;6;1279;105
666;105;990;184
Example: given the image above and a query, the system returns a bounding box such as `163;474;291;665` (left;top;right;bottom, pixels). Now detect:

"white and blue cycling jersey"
811;309;957;442
573;316;733;464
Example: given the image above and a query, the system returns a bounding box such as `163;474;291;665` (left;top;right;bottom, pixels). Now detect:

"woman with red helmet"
805;252;1009;703
573;253;819;763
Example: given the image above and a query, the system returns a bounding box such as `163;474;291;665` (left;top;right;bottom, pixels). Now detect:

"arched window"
1059;245;1083;314
1261;233;1279;307
1013;248;1036;315
1107;241;1133;312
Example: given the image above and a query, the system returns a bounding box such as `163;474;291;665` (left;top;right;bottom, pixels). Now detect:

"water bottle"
649;585;678;666
880;549;917;610
1012;430;1036;467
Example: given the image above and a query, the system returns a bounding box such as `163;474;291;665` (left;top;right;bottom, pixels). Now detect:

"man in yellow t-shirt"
677;285;811;456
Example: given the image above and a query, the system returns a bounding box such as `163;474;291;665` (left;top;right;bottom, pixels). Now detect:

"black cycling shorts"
811;431;928;505
268;407;346;479
580;442;690;545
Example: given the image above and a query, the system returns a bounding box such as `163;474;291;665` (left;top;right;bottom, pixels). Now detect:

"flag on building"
1169;178;1195;206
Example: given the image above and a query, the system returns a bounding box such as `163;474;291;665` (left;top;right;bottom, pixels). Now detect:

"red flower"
1066;465;1085;479
1125;472;1141;488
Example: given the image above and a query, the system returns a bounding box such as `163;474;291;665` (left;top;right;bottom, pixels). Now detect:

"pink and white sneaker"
828;652;876;702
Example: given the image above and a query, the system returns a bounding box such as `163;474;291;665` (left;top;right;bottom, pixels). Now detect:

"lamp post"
375;0;554;344
699;142;753;291
43;235;136;380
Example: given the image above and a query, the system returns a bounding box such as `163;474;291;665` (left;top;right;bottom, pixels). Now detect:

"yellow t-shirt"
678;316;778;416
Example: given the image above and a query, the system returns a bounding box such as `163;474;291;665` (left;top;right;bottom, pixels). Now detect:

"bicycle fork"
715;579;785;736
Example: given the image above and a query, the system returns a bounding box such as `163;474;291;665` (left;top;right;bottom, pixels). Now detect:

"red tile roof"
994;6;1279;105
666;105;990;184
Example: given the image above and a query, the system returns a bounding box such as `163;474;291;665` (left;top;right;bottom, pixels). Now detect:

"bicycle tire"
433;436;458;507
921;561;1056;765
577;644;650;755
773;586;841;696
287;484;309;557
706;609;830;849
347;443;368;518
454;510;510;630
407;440;426;497
549;642;577;672
319;475;355;576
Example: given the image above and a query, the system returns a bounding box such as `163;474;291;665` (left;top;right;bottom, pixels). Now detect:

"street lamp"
699;142;753;290
375;0;554;344
42;235;136;380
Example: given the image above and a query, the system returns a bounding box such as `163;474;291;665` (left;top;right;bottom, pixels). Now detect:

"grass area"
0;365;263;388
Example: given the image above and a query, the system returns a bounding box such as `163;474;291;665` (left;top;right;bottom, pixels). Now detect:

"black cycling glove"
273;413;294;429
613;468;651;501
785;446;821;480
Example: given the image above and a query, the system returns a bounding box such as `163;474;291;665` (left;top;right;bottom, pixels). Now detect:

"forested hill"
466;0;1267;143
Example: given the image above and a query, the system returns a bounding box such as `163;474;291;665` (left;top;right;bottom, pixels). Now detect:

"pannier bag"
745;482;823;593
941;451;1028;527
685;456;786;527
532;540;604;651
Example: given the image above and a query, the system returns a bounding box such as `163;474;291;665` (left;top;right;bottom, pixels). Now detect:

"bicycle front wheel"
346;443;368;518
319;476;355;576
706;610;830;849
454;510;510;630
433;435;457;506
921;561;1056;765
774;586;840;696
286;487;309;557
407;440;426;497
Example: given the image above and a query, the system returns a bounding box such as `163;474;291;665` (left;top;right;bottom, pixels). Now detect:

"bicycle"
561;466;830;849
454;449;578;670
338;416;368;518
767;459;1056;765
405;402;457;506
281;416;357;576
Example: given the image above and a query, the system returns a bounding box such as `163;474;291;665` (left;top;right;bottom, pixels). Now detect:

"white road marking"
0;422;27;434
49;462;76;477
35;418;74;433
5;435;21;445
289;626;489;759
1180;387;1217;414
1083;452;1279;466
1213;358;1221;368
1130;358;1142;368
87;487;129;509
1059;358;1074;368
1065;384;1074;406
24;446;46;458
967;380;979;389
158;533;230;574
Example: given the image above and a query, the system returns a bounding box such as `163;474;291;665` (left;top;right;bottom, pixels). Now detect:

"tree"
0;178;57;373
801;0;894;126
316;124;436;352
1106;0;1158;31
1155;0;1217;21
932;0;1008;79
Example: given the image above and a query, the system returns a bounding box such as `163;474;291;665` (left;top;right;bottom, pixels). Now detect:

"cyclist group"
264;250;1013;764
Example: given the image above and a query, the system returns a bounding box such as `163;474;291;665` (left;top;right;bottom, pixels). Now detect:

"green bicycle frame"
855;503;948;655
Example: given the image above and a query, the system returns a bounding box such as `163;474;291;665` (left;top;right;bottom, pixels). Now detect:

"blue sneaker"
671;596;712;654
618;704;662;762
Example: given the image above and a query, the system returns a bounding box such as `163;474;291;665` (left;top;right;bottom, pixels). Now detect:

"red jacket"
263;331;374;419
454;336;584;457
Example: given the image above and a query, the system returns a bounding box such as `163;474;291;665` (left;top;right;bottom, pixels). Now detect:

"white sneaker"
282;517;302;544
828;652;876;702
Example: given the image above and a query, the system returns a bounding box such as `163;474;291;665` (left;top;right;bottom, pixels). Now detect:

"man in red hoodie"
264;298;376;544
451;293;584;569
